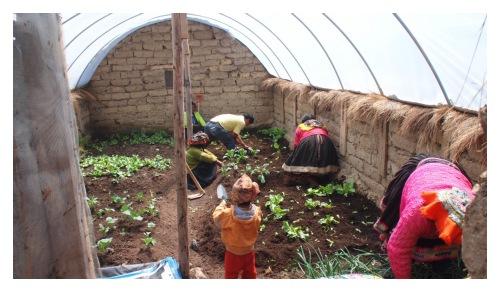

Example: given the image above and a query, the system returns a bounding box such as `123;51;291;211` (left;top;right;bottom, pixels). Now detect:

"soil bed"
83;130;463;278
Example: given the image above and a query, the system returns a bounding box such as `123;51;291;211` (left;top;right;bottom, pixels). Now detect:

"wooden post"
339;100;348;156
171;13;190;279
183;38;193;141
13;13;98;278
376;121;389;180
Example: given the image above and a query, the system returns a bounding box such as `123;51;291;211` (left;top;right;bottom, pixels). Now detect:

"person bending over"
373;154;475;278
204;113;254;150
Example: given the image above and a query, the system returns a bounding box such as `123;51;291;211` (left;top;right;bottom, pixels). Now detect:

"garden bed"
81;130;466;279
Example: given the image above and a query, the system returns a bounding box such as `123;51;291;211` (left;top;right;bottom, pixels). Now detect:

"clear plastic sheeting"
59;13;487;110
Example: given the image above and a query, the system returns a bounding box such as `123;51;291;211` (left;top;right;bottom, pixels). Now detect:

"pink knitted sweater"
387;162;474;278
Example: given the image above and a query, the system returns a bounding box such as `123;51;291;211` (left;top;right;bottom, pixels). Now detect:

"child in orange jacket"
213;174;262;279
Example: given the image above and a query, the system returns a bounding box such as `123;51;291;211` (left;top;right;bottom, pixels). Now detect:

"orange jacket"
213;201;262;255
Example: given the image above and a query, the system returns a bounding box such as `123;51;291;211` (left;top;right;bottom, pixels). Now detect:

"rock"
462;172;487;278
189;267;207;279
190;239;199;252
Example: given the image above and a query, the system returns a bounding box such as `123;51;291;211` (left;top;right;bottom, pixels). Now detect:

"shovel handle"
186;163;206;194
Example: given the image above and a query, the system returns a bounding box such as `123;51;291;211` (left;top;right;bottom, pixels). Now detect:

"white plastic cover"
59;13;487;110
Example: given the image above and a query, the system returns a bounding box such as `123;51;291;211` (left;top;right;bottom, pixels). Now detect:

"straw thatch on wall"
262;77;486;164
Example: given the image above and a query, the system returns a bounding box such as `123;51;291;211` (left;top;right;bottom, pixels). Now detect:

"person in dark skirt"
186;132;223;190
282;114;339;186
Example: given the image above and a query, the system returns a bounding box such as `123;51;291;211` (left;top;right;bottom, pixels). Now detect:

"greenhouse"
13;12;487;280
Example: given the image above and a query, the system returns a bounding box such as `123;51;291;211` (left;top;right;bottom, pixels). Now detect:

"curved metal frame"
323;13;384;95
292;13;344;89
76;14;171;87
246;13;311;84
219;13;291;80
62;13;80;25
188;14;279;77
393;13;451;105
64;14;111;49
68;13;143;71
73;14;280;87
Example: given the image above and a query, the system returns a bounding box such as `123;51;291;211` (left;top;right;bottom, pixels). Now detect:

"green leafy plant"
87;131;174;153
221;162;238;177
97;238;113;253
245;163;270;184
257;127;286;151
265;193;289;220
111;194;126;206
80;154;171;179
86;196;99;211
143;232;157;248
223;148;249;164
333;181;356;197
282;221;309;241
146;222;156;231
121;203;143;221
135;192;145;202
318;215;339;227
143;198;159;217
98;223;110;236
306;184;335;197
96;208;106;218
105;216;118;225
304;198;321;210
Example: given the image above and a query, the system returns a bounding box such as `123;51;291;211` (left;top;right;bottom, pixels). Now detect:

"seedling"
318;215;339;227
143;199;159;217
98;223;110;236
135;192;145;202
223;148;249;164
282;221;310;241
257;127;286;151
111;194;126;206
143;232;157;248
96;208;105;218
306;184;335;197
86;196;99;211
304;198;321;210
146;222;156;231
333;181;356;197
245;163;270;184
265;193;289;220
97;237;113;253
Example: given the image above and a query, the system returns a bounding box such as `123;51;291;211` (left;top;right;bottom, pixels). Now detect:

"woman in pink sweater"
374;154;475;278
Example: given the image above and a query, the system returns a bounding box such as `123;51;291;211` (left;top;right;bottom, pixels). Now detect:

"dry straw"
263;78;486;164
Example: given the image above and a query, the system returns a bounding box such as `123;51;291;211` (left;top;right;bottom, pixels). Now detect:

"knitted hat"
189;131;210;146
230;174;260;204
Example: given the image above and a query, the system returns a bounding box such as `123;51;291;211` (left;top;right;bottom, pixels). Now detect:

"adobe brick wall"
272;87;484;203
85;20;273;134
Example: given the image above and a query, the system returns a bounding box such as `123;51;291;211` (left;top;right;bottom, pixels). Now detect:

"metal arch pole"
246;13;312;85
393;13;451;105
323;13;384;95
75;14;172;88
62;13;80;24
74;14;171;87
292;13;344;89
64;14;112;49
188;14;280;78
68;13;143;71
219;13;292;80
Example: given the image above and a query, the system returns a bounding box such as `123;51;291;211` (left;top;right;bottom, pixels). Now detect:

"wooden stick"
186;163;206;195
171;13;189;279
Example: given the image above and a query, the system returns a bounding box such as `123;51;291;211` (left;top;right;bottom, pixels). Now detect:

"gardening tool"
216;184;228;201
186;163;206;200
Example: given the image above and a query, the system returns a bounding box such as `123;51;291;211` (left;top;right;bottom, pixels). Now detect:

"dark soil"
84;132;383;278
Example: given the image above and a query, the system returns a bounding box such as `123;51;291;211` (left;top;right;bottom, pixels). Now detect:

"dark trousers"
204;121;236;149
